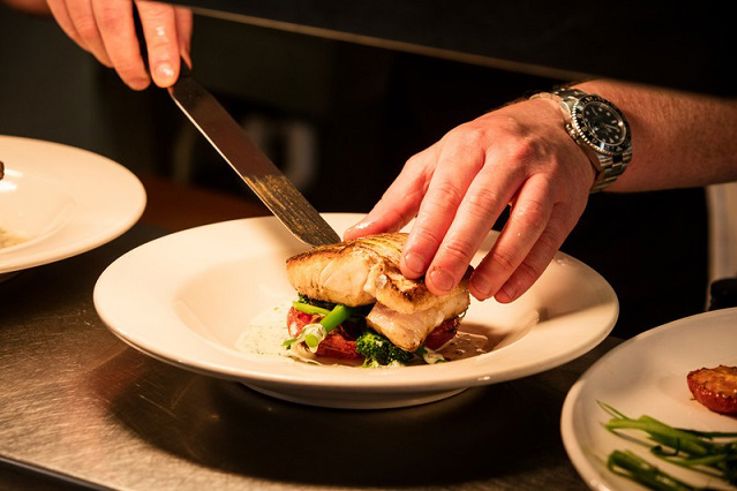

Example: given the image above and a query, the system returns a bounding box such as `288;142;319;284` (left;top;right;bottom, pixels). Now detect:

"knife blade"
167;68;340;246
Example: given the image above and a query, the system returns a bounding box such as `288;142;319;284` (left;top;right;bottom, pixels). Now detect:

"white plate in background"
0;135;146;275
561;307;737;490
94;213;618;409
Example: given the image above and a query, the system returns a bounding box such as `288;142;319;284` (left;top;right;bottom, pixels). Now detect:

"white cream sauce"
235;302;495;367
235;303;292;359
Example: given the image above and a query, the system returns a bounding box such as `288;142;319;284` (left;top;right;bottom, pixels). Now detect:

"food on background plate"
283;233;473;366
0;229;25;249
1;160;25;249
600;402;737;490
687;365;737;415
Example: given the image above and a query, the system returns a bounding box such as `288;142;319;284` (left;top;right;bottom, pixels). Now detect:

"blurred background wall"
0;5;707;338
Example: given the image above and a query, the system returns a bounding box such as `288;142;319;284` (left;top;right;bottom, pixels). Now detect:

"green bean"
319;304;352;332
599;401;737;490
292;301;331;316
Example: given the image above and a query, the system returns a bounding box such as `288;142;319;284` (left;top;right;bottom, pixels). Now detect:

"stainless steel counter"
0;224;618;490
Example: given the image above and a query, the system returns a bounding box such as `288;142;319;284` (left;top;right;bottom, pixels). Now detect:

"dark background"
0;6;708;339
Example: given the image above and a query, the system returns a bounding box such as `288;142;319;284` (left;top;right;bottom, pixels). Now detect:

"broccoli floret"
297;294;336;311
355;330;414;367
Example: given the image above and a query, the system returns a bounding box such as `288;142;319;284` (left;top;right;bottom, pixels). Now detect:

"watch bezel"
570;94;631;157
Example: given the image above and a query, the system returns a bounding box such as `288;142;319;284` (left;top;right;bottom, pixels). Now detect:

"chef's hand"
46;0;192;90
345;98;596;303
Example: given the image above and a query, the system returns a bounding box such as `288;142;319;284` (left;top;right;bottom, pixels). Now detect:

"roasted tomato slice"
424;317;460;350
286;308;318;337
687;365;737;415
315;330;360;360
286;307;361;360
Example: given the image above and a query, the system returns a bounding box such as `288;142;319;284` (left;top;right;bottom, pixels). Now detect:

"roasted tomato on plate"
687;365;737;415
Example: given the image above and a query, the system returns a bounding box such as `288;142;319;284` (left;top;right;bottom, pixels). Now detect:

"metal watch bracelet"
531;88;632;193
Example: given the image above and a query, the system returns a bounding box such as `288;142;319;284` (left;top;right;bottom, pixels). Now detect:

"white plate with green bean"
562;307;737;490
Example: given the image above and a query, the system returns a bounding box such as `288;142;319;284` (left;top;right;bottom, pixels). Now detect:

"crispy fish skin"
286;233;471;350
286;233;469;313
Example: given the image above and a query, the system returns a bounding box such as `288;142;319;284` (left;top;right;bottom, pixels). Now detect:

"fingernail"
471;278;492;299
497;283;517;303
403;251;426;276
129;77;151;91
156;63;175;84
351;220;372;232
344;220;370;240
345;222;369;236
429;268;454;293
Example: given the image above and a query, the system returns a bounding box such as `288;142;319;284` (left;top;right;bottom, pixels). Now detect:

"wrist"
530;87;633;193
525;97;598;189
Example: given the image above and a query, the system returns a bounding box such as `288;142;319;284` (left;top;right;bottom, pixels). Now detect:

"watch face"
571;95;631;155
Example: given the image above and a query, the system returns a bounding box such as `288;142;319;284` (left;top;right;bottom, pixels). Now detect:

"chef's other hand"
345;98;595;303
46;0;192;90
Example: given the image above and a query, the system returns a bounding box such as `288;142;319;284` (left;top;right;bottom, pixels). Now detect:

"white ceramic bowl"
95;213;618;409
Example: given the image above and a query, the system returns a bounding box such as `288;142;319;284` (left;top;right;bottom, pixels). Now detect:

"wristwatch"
531;88;633;193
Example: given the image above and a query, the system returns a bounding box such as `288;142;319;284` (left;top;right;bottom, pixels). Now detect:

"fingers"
424;159;525;296
92;0;150;90
469;174;567;301
492;202;576;303
345;100;591;301
47;0;84;50
400;131;486;281
175;6;193;67
135;0;181;87
47;0;112;67
343;145;437;241
48;0;194;89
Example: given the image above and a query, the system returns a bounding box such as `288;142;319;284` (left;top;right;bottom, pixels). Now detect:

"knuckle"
513;197;548;226
448;125;485;149
507;138;540;164
535;229;560;256
74;18;100;41
95;6;120;32
140;2;172;19
429;181;464;207
441;238;475;264
466;188;501;220
514;260;543;289
405;153;422;169
404;153;429;176
147;36;175;54
413;226;444;249
459;126;485;147
490;248;517;274
538;226;566;256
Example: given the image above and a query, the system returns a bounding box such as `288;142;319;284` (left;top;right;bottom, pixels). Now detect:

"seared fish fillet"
286;233;470;351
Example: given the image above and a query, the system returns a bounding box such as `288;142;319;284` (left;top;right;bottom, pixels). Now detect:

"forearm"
575;80;737;191
3;0;50;14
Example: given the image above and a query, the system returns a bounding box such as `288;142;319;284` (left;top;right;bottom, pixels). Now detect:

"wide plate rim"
94;213;619;392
